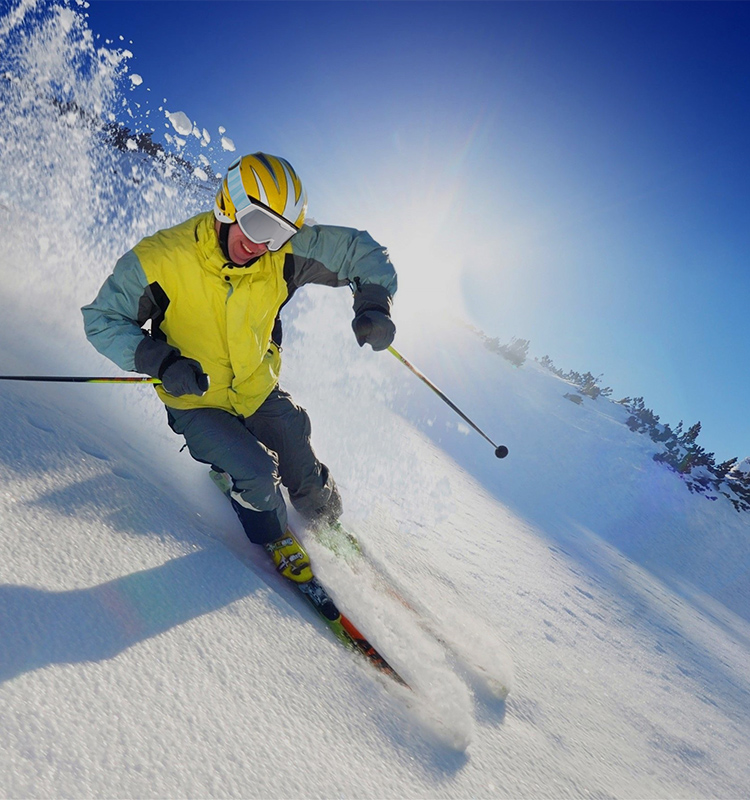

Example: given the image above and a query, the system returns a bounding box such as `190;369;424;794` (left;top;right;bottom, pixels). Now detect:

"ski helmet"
214;152;307;230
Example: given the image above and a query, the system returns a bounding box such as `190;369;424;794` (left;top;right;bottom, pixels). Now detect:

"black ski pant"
166;388;341;544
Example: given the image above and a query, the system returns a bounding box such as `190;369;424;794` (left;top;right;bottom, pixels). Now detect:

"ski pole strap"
386;345;508;459
0;375;161;384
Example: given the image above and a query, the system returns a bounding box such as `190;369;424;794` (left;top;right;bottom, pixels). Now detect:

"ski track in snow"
2;3;750;797
2;326;750;797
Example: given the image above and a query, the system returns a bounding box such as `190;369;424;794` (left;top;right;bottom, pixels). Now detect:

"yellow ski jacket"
82;211;397;417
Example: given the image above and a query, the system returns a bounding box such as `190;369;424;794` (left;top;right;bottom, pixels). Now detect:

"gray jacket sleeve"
288;224;397;312
80;250;151;371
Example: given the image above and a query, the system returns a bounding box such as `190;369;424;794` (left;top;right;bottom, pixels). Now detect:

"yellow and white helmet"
214;152;307;231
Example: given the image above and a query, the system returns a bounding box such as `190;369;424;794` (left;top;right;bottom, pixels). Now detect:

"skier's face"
227;222;268;264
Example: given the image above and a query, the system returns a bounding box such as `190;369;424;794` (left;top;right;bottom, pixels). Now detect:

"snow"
165;109;192;137
2;3;750;798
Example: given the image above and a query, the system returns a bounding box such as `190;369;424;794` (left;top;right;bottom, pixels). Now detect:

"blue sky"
84;0;750;462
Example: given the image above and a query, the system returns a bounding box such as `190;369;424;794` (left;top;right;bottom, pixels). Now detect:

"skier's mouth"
241;240;264;257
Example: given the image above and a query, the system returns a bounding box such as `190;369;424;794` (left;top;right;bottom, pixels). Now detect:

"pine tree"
498;337;530;368
532;343;748;513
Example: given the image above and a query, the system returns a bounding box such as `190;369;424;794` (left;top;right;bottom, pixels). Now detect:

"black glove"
351;282;395;351
134;336;209;397
158;352;210;396
352;309;396;351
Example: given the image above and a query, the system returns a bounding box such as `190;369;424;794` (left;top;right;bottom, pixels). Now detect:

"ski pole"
386;345;509;459
0;375;161;384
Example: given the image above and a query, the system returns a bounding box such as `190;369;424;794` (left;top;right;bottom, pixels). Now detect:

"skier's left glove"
352;310;395;351
351;283;395;352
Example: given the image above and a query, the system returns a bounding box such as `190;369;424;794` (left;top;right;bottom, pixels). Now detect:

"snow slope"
2;3;750;797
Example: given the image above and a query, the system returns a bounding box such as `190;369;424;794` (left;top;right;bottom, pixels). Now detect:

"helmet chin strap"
218;222;232;261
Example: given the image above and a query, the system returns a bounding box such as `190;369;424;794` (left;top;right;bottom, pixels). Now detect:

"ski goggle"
234;200;298;252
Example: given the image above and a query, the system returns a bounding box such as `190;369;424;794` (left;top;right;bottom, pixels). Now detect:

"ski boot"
265;533;313;583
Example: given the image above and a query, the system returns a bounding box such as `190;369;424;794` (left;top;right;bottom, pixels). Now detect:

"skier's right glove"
134;336;209;397
158;352;210;396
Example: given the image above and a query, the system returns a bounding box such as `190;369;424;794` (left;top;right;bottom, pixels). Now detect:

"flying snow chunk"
165;110;193;136
129;74;143;86
221;136;236;152
193;168;209;181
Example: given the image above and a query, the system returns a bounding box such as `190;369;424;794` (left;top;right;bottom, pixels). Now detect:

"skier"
82;152;397;583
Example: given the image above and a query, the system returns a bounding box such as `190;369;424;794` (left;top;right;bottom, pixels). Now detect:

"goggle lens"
235;203;297;252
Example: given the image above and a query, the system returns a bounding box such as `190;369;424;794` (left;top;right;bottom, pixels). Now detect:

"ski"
209;470;408;688
309;519;511;700
295;576;408;687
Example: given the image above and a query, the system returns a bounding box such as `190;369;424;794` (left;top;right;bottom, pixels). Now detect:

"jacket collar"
195;212;268;277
